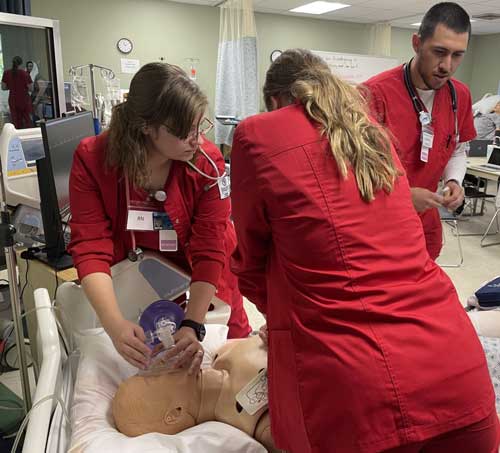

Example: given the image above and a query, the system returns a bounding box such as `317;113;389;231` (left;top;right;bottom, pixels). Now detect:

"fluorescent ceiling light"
290;2;350;15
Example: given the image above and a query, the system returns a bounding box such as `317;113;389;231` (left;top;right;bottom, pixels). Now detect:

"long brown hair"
263;49;399;202
107;62;208;188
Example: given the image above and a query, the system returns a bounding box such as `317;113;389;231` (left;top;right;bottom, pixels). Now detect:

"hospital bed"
19;254;265;453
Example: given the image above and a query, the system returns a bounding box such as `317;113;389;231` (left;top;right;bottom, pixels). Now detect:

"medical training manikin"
112;335;279;452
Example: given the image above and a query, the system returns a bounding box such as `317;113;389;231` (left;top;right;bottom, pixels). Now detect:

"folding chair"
438;207;464;268
481;189;500;247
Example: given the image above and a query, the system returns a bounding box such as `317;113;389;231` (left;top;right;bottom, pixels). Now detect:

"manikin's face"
494;102;500;115
26;63;33;73
412;24;469;90
144;114;206;162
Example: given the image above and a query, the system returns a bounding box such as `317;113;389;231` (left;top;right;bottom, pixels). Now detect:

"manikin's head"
112;335;277;452
412;2;470;90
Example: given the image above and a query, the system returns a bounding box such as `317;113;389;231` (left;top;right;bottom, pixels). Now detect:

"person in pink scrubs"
230;48;498;453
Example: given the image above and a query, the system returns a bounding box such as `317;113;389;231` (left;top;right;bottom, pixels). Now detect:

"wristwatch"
180;319;206;341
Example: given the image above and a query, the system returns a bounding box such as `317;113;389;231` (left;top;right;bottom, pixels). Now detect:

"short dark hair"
419;2;471;42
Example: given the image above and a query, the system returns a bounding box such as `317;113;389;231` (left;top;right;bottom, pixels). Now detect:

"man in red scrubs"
363;2;475;260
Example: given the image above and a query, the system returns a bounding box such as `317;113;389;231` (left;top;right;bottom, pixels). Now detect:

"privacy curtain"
369;23;391;57
0;0;31;15
215;0;258;146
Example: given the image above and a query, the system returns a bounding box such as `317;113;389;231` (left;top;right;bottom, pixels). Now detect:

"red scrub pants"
383;409;500;453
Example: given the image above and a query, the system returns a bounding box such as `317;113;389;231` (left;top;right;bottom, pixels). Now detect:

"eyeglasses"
164;117;214;141
187;117;213;139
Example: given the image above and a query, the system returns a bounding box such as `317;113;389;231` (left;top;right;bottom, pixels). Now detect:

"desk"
467;157;500;181
465;157;500;216
16;250;78;378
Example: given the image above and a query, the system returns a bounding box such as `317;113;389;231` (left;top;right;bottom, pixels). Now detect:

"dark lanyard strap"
403;60;457;122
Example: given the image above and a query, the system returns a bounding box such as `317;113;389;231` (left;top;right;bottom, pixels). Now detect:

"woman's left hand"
163;327;204;375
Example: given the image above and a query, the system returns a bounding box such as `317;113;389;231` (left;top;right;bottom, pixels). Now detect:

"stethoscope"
403;59;458;141
126;146;227;262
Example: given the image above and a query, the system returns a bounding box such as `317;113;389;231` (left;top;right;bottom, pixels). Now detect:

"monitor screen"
37;111;94;267
489;147;500;166
43;112;95;216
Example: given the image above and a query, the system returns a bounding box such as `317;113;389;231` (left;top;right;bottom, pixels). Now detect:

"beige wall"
468;33;500;102
32;0;488;112
32;0;221;115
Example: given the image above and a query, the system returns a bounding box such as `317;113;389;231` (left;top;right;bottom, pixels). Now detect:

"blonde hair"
107;62;208;188
263;49;399;202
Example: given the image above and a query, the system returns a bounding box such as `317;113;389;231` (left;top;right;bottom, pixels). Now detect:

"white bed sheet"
68;325;266;453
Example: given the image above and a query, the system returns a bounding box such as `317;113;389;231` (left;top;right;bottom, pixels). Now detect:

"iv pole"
68;64;115;128
0;171;31;413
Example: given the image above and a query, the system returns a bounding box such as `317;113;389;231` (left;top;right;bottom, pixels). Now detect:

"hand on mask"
107;318;151;370
162;326;204;375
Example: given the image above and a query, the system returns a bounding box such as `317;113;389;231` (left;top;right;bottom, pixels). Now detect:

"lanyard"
125;146;227;259
124;174;138;254
403;60;458;139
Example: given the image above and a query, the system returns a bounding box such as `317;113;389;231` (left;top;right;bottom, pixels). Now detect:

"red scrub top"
363;65;476;259
230;104;494;453
2;69;32;129
68;132;250;338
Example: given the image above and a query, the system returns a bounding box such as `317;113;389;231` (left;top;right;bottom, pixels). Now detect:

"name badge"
422;131;434;149
420;146;429;163
159;229;178;252
153;212;174;231
420;124;433;163
218;175;231;200
127;210;153;231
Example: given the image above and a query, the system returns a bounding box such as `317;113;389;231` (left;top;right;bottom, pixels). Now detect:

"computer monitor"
36;111;94;270
489;147;500;166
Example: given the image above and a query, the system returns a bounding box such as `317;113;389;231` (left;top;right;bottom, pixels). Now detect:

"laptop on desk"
478;147;500;171
468;140;490;157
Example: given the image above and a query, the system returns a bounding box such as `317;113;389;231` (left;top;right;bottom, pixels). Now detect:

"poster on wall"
121;58;140;75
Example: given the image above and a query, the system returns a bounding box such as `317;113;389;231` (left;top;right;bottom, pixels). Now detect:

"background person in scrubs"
364;2;475;260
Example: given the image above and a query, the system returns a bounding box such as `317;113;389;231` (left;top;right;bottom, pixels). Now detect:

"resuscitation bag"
138;300;185;375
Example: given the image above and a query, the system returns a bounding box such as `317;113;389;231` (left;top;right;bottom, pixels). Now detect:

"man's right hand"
106;318;151;369
410;187;444;213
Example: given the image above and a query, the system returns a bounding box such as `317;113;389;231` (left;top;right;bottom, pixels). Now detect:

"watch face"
117;38;133;54
270;49;282;63
199;324;206;341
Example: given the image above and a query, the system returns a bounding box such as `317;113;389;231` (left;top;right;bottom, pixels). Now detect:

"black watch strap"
180;319;205;341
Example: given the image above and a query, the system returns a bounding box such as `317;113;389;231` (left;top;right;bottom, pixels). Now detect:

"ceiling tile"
166;0;500;33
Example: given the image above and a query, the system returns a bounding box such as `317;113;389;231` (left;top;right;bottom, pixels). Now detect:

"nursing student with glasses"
68;63;251;373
